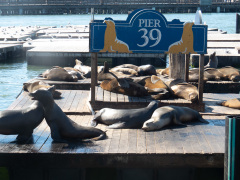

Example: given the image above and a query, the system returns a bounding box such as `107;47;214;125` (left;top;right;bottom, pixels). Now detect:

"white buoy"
195;8;202;25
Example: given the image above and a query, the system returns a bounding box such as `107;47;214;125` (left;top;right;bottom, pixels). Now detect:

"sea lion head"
142;118;156;132
29;89;54;102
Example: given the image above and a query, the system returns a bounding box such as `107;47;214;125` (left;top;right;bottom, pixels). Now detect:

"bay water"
0;13;237;110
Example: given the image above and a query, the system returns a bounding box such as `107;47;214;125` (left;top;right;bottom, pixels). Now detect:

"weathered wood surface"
0;115;225;168
7;90;91;115
208;33;240;41
92;87;204;111
27;78;94;90
203;93;240;115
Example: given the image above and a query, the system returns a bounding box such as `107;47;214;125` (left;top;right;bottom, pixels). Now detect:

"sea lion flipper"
199;118;209;124
108;122;127;129
91;119;98;127
118;79;129;89
151;75;160;84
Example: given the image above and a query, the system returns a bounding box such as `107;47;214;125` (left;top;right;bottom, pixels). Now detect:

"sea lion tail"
92;130;107;141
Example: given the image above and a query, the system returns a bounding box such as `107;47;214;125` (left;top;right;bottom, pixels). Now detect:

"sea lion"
0;101;44;142
138;64;157;76
91;101;158;128
41;67;78;82
157;67;169;76
204;52;218;69
100;19;132;53
217;98;240;109
204;68;224;80
100;78;148;97
171;83;198;102
23;80;61;99
110;67;138;76
112;64;139;71
74;59;91;78
189;68;216;82
63;67;85;80
167;22;197;54
98;62;133;81
29;89;106;142
218;66;240;82
142;106;208;131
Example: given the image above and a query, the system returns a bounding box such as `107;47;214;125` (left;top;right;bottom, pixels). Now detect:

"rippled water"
0;12;237;110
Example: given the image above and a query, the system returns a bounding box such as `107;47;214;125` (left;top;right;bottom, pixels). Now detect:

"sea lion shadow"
10;135;34;145
51;139;96;150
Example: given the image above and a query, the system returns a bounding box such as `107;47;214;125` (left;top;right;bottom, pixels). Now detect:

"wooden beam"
185;54;190;82
198;54;204;103
169;53;185;80
91;52;98;103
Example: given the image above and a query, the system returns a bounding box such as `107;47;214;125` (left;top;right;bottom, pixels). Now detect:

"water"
0;13;237;110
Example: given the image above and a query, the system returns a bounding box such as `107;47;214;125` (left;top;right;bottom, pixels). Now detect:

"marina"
0;11;240;180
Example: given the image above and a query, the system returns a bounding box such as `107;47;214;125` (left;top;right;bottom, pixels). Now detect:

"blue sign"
90;9;207;54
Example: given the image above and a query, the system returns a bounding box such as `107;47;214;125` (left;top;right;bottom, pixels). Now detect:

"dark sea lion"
204;52;218;69
91;101;158;128
217;98;240;109
0;101;44;142
74;59;91;78
23;80;62;99
138;64;157;76
42;67;78;82
29;89;106;142
142;106;208;131
100;78;148;97
171;83;198;102
218;66;240;82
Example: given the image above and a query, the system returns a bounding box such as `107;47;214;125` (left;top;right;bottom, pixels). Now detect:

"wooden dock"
7;90;91;115
0;114;225;169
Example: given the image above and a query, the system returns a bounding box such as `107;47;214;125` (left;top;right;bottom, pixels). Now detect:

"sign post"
89;9;208;108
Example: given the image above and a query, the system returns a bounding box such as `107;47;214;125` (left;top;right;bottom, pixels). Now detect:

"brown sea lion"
98;62;133;81
204;68;224;80
110;67;138;76
218;66;240;82
29;89;106;142
158;67;169;76
0;101;44;142
189;68;216;82
112;64;139;71
100;78;148;97
91;101;158;128
142;106;208;131
41;67;78;82
171;83;198;102
23;80;61;99
74;59;91;78
217;98;240;109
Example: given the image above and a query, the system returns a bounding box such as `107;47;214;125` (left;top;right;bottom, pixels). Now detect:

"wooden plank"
91;53;98;103
198;54;204;103
118;129;129;153
108;129;121;153
128;129;137;153
137;129;146;153
76;91;89;113
110;92;118;102
154;130;167;153
62;90;77;111
103;89;111;102
146;131;155;154
117;93;125;102
96;86;104;101
68;91;83;112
